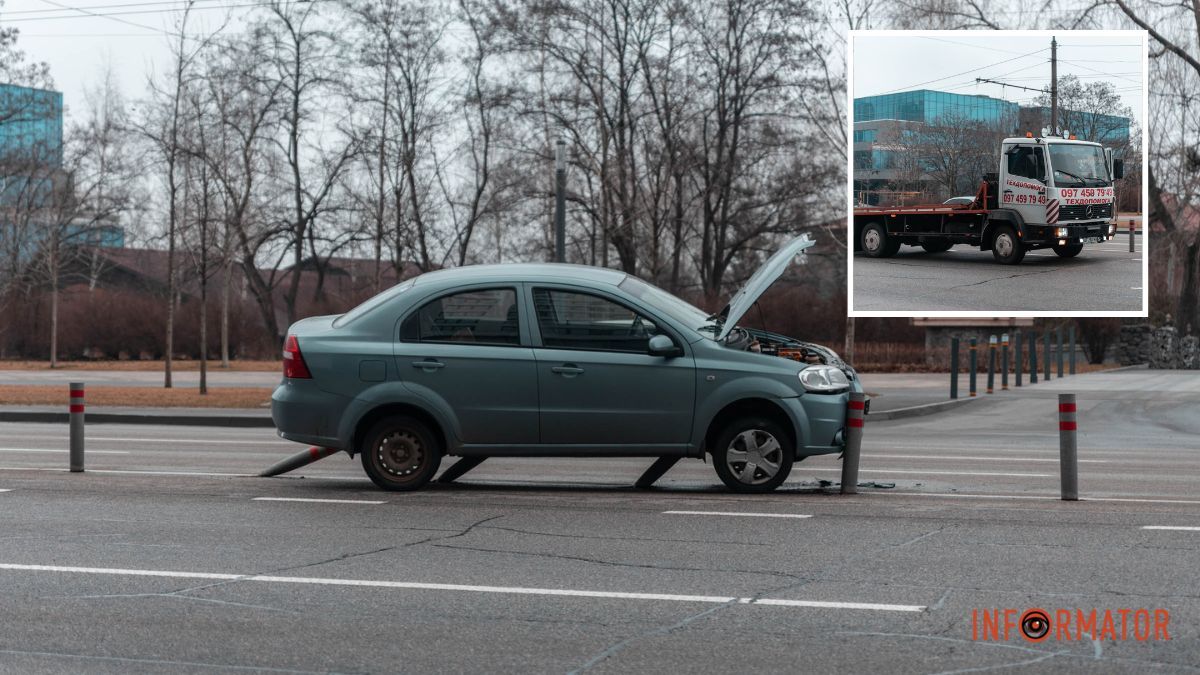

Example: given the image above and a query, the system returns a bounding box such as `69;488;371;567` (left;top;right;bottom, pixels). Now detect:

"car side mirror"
647;334;682;358
1113;159;1124;180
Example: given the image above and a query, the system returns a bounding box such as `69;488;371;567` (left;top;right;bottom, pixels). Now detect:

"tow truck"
853;130;1124;264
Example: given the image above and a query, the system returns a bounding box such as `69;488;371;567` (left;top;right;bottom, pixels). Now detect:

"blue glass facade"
854;90;1020;129
1018;106;1130;145
0;84;63;166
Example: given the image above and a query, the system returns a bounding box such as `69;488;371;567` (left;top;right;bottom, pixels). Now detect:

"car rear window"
405;288;520;346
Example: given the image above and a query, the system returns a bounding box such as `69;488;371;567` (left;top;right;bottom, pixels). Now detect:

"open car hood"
714;233;815;341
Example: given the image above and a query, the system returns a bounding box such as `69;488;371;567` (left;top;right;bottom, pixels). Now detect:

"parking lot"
852;236;1143;312
1;369;1198;673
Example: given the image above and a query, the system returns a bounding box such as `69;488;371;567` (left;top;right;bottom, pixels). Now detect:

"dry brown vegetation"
0;385;271;408
0;360;278;372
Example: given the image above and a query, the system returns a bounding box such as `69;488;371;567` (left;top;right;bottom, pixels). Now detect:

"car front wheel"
360;416;442;491
991;225;1026;265
712;418;794;493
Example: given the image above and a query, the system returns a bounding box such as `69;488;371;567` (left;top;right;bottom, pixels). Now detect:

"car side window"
402;288;520;346
1007;146;1046;181
532;288;660;353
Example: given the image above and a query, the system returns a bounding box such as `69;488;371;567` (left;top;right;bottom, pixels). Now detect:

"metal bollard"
1129;220;1135;253
1056;326;1064;378
69;382;85;472
969;338;977;397
1058;393;1078;501
1014;331;1023;387
1001;333;1009;390
840;392;866;495
1029;331;1038;384
986;335;996;394
949;337;959;400
1043;331;1052;381
1069;324;1077;375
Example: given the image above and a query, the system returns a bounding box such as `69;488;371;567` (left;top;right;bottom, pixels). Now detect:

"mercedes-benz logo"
1085;204;1095;219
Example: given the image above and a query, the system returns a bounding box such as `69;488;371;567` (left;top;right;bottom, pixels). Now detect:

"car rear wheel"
990;225;1026;265
360;416;442;491
1053;242;1083;258
861;222;900;258
712;417;794;493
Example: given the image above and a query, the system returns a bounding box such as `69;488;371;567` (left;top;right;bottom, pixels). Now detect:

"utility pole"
554;139;566;263
1051;36;1058;134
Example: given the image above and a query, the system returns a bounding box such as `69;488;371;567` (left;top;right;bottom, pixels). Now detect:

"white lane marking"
0;448;129;455
253;497;384;505
663;511;813;519
1141;526;1200;531
4;436;292;446
0;563;924;612
877;454;1107;464
0;467;252;477
0;489;10;493
886;493;1200;505
807;468;1053;478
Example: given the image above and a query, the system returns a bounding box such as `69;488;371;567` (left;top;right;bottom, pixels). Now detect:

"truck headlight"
799;365;850;393
1108;224;1116;236
1055;227;1068;238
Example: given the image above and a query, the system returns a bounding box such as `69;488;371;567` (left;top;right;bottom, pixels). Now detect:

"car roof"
410;262;628;287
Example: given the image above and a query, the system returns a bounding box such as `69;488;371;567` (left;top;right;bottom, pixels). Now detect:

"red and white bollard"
841;392;866;495
69;381;85;473
1058;393;1077;501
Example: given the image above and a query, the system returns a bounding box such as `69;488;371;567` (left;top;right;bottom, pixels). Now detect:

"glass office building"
0;84;63;167
854;90;1019;129
1018;106;1130;145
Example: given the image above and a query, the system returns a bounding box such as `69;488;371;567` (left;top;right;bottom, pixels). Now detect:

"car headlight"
798;365;850;393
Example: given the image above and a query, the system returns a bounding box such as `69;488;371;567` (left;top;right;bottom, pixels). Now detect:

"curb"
0;410;274;428
867;396;985;421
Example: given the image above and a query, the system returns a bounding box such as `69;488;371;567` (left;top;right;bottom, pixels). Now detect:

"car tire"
360;416;442;491
1053;242;1083;258
712;417;794;493
990;225;1026;265
920;239;954;253
861;222;900;258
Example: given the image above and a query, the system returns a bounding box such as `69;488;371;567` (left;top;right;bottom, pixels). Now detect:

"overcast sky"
853;31;1145;128
5;0;246;123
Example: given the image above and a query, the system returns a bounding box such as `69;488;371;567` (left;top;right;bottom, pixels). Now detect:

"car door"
528;285;695;449
1002;143;1049;225
397;286;539;445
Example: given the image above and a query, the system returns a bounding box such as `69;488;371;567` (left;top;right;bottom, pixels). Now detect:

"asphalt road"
852;235;1143;312
1;369;1198;673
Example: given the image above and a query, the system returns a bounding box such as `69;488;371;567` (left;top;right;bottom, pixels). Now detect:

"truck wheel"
1053;242;1083;258
360;416;442;491
712;417;794;493
921;239;954;253
991;225;1026;265
861;222;900;258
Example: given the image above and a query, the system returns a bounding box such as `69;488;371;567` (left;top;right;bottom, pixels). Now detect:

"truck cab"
997;134;1123;259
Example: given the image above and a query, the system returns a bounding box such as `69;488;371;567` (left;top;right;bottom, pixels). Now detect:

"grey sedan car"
272;234;863;493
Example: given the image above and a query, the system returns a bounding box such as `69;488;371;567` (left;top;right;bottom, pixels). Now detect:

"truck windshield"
1048;144;1109;187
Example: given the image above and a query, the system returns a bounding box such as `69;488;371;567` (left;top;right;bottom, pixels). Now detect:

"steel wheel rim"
863;229;881;252
725;429;783;485
376;429;424;481
995;233;1014;257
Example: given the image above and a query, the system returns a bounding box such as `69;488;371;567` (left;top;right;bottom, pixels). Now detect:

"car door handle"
411;360;445;371
551;365;584;376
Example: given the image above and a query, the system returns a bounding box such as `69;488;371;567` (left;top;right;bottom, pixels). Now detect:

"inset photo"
848;30;1148;316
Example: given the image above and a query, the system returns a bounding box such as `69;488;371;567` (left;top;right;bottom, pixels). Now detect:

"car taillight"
283;335;312;379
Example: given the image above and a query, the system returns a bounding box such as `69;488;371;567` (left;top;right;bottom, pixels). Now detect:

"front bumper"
790;379;865;458
1025;222;1111;245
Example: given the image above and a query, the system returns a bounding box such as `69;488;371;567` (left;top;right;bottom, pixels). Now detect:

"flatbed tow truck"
853;131;1124;264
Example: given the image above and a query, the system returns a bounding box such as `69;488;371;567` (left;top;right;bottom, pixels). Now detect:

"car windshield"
332;278;416;327
617;276;714;336
1048;144;1109;186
